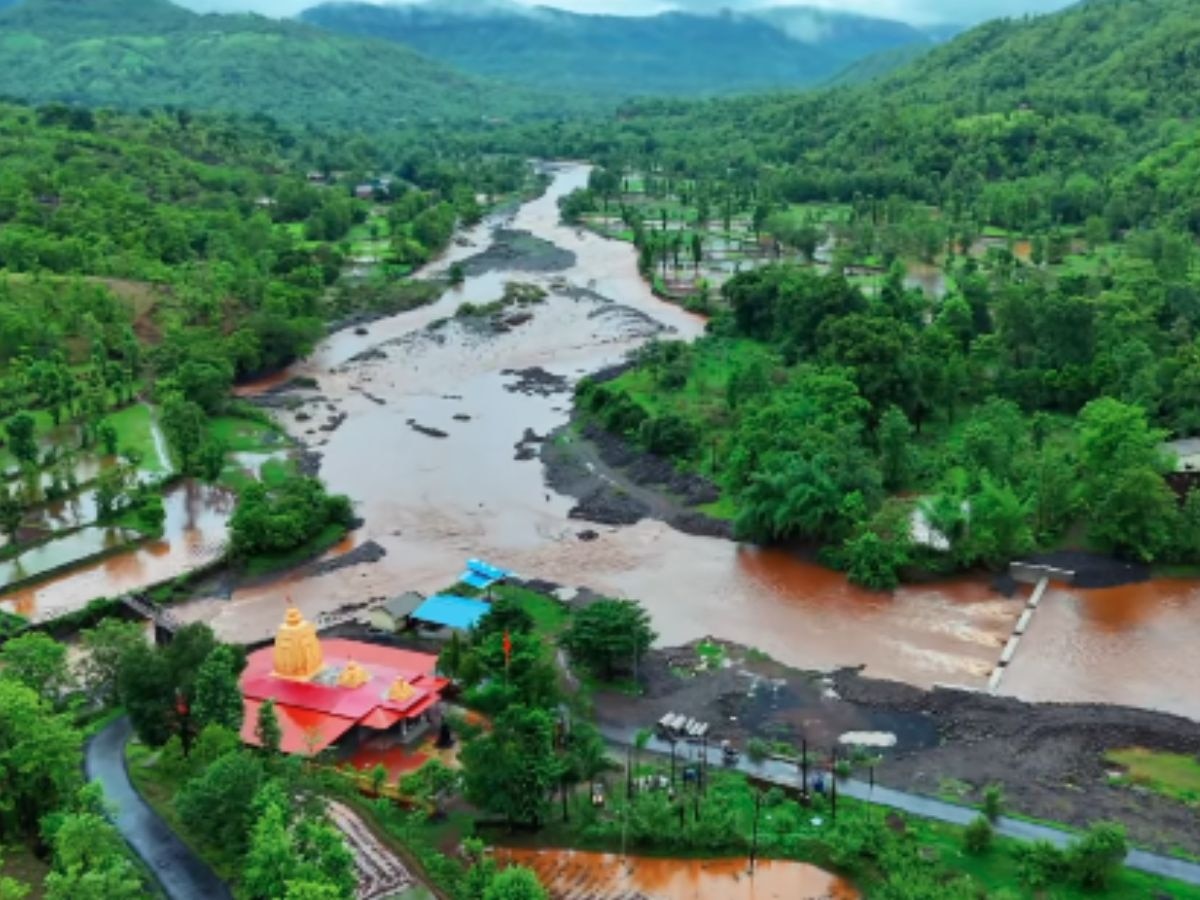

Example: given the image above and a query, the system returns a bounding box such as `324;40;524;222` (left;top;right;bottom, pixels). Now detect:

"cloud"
177;0;1077;27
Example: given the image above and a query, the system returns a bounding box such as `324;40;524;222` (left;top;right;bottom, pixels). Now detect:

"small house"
366;592;425;634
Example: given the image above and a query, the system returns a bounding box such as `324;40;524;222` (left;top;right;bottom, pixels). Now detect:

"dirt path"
326;800;421;900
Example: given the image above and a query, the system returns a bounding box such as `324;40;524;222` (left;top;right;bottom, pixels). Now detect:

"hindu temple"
239;605;449;756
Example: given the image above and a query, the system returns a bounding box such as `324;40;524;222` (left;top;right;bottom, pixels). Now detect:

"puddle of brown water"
495;848;858;900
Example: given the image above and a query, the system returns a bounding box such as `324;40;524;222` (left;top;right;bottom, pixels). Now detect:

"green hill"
300;1;934;97
572;0;1200;230
0;0;539;128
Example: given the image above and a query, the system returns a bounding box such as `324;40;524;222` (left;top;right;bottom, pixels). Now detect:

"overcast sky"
179;0;1077;27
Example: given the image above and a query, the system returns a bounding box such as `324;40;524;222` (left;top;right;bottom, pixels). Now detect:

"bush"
637;413;697;458
963;815;993;855
229;474;354;560
746;738;770;762
600;393;648;436
1068;822;1127;890
982;783;1004;821
1014;840;1068;888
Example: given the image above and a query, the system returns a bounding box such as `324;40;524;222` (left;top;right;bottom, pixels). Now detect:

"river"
11;162;1197;721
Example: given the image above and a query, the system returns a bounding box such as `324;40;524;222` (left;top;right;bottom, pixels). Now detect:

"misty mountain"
0;0;550;128
299;2;937;97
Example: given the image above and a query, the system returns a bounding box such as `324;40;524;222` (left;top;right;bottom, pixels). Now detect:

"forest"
545;0;1200;587
300;1;938;98
0;0;558;129
0;98;529;592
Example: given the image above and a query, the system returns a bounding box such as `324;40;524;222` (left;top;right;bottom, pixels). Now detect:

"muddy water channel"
495;849;857;900
159;162;1195;720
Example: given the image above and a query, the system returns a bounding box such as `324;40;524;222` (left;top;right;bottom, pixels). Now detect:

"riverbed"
143;163;1200;720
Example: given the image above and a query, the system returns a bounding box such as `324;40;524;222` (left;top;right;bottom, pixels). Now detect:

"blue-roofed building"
458;558;513;591
410;595;491;632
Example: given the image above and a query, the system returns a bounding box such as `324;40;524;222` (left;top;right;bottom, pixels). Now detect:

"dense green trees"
178;751;266;857
229;474;355;562
0;681;82;841
241;782;355;900
116;623;227;746
481;867;549;900
462;705;559;828
43;808;144;900
560;599;656;682
0;632;70;706
592;256;1200;582
192;645;246;733
1077;399;1179;561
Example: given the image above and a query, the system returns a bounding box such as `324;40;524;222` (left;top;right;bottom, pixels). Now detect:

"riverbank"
591;637;1200;857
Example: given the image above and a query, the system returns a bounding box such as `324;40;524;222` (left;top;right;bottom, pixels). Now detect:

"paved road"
601;724;1200;887
85;716;232;900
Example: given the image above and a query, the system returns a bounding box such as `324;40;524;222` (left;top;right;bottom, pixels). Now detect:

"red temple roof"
239;638;446;755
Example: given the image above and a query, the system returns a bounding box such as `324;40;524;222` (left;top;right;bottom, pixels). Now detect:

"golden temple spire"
387;676;416;703
272;604;324;681
337;660;370;689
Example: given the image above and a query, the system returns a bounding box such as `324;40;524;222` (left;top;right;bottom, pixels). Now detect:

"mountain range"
0;0;537;128
298;1;950;97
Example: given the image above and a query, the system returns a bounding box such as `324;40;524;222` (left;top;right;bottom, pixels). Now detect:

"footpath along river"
153;162;1197;720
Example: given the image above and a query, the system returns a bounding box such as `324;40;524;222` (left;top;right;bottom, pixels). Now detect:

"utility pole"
621;748;630;862
800;738;808;799
749;789;764;873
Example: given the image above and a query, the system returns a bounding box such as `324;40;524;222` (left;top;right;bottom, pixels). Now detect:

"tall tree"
560;600;656;682
44;811;144;900
80;620;146;704
256;700;282;755
192;646;245;733
462;705;558;828
0;681;82;840
0;632;70;706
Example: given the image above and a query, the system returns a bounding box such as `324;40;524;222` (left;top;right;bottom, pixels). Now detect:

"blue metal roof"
411;594;490;630
459;571;494;590
457;557;513;590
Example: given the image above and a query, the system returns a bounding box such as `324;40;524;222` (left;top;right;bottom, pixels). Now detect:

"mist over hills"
299;2;947;96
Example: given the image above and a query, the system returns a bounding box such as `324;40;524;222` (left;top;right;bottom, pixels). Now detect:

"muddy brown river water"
494;848;858;900
6;163;1197;721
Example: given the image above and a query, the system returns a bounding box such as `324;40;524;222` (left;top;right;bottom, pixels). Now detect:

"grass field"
106;403;167;473
1106;748;1200;806
205;415;283;453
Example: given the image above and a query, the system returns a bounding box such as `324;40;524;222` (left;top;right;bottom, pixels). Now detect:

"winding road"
600;724;1200;887
85;716;232;900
